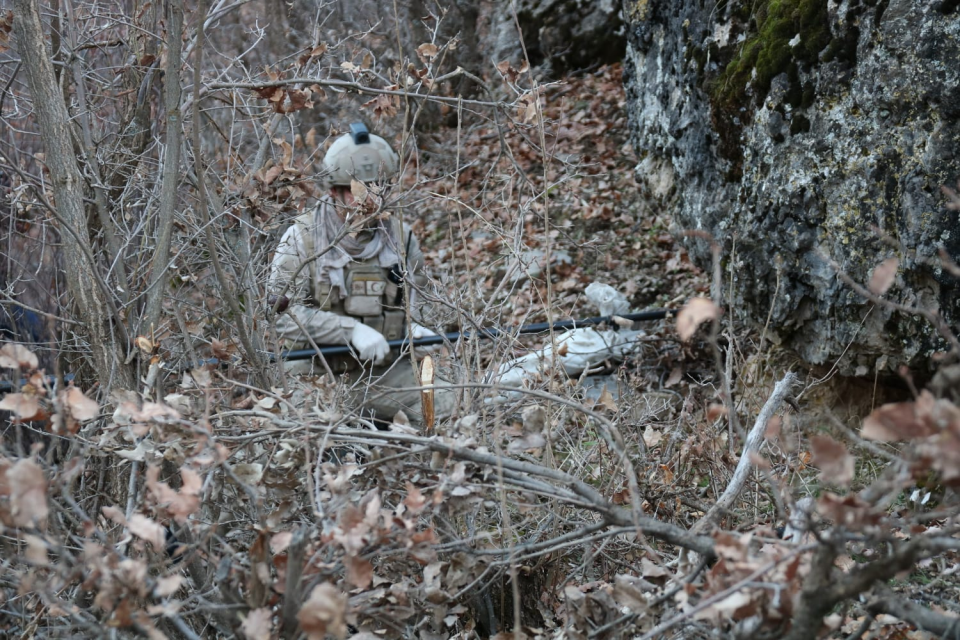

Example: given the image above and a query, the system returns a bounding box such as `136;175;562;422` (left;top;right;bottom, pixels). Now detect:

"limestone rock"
622;0;960;373
490;0;626;74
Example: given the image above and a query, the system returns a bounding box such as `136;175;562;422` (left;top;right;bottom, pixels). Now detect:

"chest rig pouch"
342;262;405;341
296;212;408;344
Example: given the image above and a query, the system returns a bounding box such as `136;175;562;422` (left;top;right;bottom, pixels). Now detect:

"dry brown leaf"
597;386;618;412
0;344;39;370
416;42;438;62
153;574;183;598
297;583;347;640
818;492;884;531
261;165;283;185
350;179;368;204
190;367;213;389
102;505;128;526
676;297;721;341
665;366;683;387
286;89;313;113
862;398;937;442
241;607;274;640
25;534;48;566
128;514;167;550
810;434;855;486
404;481;426;515
344;554;374;589
640;557;667;578
659;464;674;483
66;387;99;421
706;403;728;422
7;458;48;526
522;98;539;124
232;463;264;486
0;393;41;420
868;257;899;295
270;531;293;555
146;465;201;524
642;425;662;448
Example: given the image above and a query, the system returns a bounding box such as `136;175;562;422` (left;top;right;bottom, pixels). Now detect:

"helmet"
322;123;399;186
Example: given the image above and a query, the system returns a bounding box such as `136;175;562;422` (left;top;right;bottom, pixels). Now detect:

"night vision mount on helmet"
322;123;400;186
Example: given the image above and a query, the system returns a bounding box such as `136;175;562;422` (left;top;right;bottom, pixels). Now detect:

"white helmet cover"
322;123;400;186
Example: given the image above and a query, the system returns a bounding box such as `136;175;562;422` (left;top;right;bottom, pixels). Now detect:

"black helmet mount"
350;122;370;145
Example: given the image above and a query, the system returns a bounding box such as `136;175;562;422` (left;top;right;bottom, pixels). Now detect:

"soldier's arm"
268;224;357;344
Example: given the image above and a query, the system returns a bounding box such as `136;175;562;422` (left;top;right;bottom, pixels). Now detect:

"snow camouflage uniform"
268;127;454;425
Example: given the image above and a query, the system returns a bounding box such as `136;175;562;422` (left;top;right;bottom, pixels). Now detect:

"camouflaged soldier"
269;123;452;425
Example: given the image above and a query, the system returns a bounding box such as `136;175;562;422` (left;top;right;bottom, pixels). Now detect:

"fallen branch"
868;586;960;639
327;426;718;558
694;371;799;533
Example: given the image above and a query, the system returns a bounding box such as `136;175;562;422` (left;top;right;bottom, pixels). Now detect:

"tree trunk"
13;0;136;392
142;0;184;335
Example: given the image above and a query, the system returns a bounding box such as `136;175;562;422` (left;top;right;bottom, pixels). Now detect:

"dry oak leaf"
862;392;943;442
241;607;274;640
298;42;328;66
416;42;438;62
818;492;884;531
297;583;347;640
810;434;855;486
102;505;128;526
868;257;899;295
0;393;41;420
146;465;202;524
128;514;167;551
153;574;183;598
597;386;618;412
25;533;49;566
642;425;663;448
270;531;293;555
7;458;48;526
676;297;721;341
0;343;39;370
65;386;99;421
252;86;284;102
344;554;374;589
403;481;427;515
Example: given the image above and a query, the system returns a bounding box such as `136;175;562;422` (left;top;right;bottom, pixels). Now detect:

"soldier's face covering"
331;186;383;227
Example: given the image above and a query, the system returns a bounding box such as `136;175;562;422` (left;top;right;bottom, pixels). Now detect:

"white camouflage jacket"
268;201;426;348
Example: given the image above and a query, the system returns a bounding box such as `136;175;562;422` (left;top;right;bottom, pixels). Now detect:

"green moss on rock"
713;0;831;110
707;0;832;177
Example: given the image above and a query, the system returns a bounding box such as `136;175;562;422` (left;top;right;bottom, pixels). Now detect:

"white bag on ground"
491;282;643;394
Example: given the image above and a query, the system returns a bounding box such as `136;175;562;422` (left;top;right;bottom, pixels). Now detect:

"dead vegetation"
1;1;959;638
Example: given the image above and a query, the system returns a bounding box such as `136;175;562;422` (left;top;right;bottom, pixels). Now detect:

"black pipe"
275;308;672;362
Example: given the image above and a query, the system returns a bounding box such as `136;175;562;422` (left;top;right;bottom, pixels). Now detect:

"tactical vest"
294;212;410;342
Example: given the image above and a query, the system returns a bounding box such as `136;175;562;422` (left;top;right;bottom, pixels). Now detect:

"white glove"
351;323;390;363
410;323;441;354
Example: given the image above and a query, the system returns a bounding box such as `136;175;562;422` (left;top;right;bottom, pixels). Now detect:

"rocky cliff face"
491;0;626;74
623;0;960;374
